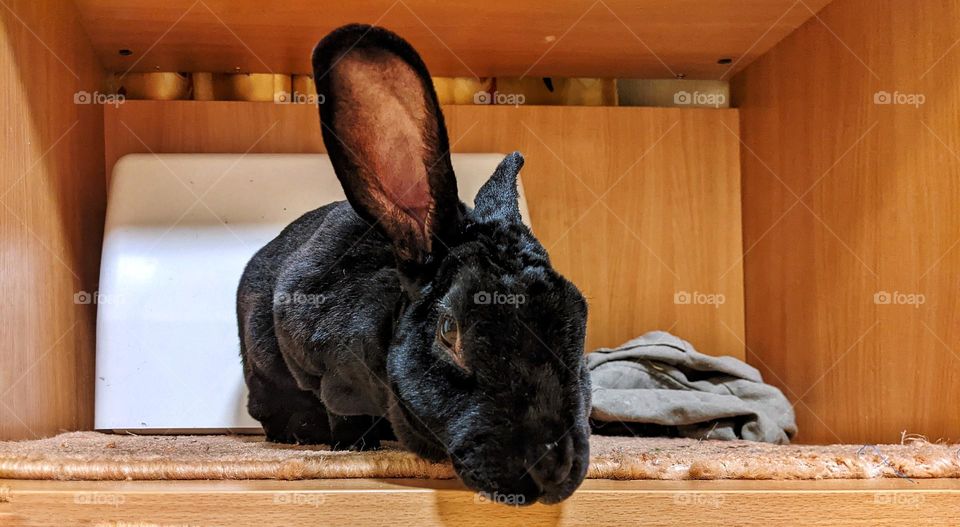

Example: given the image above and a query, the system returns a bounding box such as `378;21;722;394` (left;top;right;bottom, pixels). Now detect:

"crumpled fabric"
588;331;797;444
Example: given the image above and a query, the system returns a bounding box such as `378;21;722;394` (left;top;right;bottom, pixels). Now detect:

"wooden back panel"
732;0;960;443
105;102;745;358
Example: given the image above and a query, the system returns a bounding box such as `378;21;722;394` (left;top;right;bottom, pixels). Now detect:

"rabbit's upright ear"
313;25;459;267
473;151;524;224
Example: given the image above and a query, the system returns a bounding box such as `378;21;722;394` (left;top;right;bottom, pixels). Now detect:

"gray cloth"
588;331;797;444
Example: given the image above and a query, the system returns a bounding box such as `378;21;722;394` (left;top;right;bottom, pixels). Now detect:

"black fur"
237;24;590;504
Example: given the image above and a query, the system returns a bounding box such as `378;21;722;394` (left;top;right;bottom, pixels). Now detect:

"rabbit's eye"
437;313;467;370
437;314;459;348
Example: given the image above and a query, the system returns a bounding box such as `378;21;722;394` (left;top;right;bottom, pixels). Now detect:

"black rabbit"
237;24;591;504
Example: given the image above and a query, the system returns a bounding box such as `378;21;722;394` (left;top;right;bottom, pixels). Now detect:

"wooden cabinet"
1;0;958;447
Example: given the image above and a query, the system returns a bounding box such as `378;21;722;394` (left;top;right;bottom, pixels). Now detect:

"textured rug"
1;432;958;481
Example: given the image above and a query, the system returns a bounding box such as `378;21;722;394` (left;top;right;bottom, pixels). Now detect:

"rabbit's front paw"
333;436;382;451
329;414;387;451
263;410;331;445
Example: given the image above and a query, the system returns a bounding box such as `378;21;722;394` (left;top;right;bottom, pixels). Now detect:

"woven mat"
1;432;958;481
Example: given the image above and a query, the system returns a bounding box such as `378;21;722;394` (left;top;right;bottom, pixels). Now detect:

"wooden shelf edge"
3;478;959;526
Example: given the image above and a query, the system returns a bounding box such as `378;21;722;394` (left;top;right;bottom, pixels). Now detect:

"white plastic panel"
95;153;530;432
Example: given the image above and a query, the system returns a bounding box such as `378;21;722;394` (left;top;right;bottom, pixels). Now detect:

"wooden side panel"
0;1;106;439
105;102;745;358
732;0;960;443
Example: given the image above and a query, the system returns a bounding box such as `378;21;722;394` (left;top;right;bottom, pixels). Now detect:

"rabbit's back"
237;204;335;310
238;200;401;434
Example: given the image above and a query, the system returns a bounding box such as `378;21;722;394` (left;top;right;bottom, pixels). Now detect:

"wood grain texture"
3;478;959;526
73;0;831;79
732;0;960;444
104;101;745;358
0;1;106;439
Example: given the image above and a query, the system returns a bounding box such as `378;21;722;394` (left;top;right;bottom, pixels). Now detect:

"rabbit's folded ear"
312;25;459;267
473;151;524;224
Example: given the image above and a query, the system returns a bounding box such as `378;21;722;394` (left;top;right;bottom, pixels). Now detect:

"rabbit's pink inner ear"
330;49;437;256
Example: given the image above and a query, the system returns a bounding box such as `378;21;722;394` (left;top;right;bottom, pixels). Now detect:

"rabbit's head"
313;24;590;505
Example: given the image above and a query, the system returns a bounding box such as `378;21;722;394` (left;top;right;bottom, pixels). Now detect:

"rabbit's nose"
526;436;575;490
